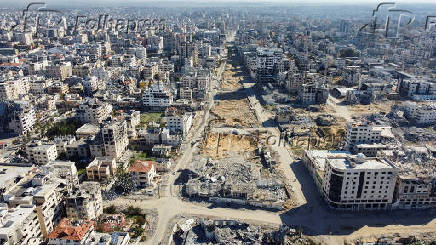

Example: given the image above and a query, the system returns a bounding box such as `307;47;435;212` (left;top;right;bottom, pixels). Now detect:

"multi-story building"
254;48;289;83
0;204;42;245
297;82;328;105
129;160;157;188
344;121;392;152
76;99;113;125
49;161;80;188
145;35;163;54
398;74;436;100
6;101;36;135
47;219;95;245
142;63;159;80
321;154;398;210
404;102;436;126
0;78;29;100
86;157;117;181
45;62;72;81
142;82;173;108
100;120;129;160
341;66;361;86
32;184;64;235
165;107;193;137
65;182;103;220
26;141;58;165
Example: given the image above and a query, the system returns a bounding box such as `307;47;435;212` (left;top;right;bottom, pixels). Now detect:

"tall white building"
142;82;173;108
65;182;103;220
321;154;398;210
0;204;42;245
98;120;129;160
165;107;193;137
26;141;58;165
7;101;36;135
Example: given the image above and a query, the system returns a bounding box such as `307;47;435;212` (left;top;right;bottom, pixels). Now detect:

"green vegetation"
123;206;142;217
77;168;86;176
139;113;163;128
129;152;155;165
131;226;145;238
45;119;82;139
104;205;117;214
113;172;135;195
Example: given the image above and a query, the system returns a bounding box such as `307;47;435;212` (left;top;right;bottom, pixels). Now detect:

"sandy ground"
200;132;258;159
210;98;259;128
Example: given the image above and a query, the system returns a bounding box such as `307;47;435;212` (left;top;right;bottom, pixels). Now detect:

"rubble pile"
184;156;287;204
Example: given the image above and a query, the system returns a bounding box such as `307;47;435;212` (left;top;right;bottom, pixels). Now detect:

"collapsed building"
184;156;286;209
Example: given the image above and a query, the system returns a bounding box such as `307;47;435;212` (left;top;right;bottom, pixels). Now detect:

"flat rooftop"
328;157;394;170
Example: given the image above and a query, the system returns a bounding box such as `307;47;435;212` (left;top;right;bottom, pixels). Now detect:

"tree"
135;215;146;226
104;205;117;214
124;206;142;217
132;226;144;238
113;173;135;195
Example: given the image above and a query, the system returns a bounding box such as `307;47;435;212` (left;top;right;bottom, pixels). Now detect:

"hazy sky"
2;0;436;7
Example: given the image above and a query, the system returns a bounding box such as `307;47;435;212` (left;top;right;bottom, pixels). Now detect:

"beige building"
86;157;117;181
129;160;157;188
65;182;103;220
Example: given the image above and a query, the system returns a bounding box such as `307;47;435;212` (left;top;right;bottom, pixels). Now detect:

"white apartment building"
8;103;36;135
32;184;64;235
77;99;112;124
26;142;58;165
49;161;80;188
129;160;157;188
165;107;193;137
404;102;436;126
344;121;392;151
0;204;42;245
0;79;29;100
322;154;398;210
142;82;173;108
